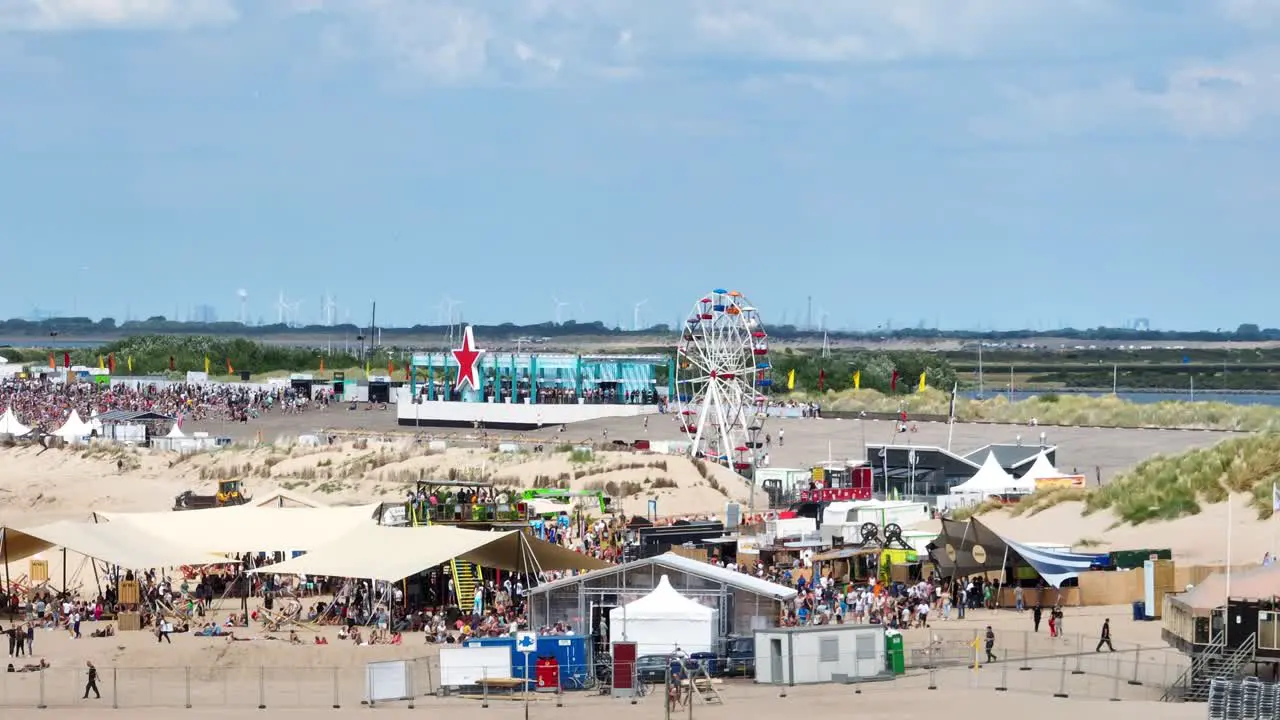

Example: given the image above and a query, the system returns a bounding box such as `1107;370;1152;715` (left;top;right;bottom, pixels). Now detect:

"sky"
1;0;1277;333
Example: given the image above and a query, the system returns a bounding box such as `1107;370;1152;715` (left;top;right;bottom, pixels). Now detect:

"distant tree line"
0;316;1276;343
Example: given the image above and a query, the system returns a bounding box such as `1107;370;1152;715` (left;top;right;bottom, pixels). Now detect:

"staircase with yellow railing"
413;499;481;611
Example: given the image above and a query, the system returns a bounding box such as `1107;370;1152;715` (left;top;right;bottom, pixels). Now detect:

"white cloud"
1222;0;1280;28
285;0;1106;84
0;0;238;31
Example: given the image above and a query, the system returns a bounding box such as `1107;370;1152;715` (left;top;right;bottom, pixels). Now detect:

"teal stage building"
408;352;675;404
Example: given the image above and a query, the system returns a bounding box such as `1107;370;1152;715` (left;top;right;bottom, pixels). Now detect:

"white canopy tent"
164;423;186;439
0;407;30;436
949;452;1018;495
247;524;609;582
51;409;91;441
95;503;383;555
1017;451;1062;486
0;520;226;569
608;574;717;656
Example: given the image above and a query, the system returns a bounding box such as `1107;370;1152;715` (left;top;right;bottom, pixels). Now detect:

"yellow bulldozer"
173;479;251;511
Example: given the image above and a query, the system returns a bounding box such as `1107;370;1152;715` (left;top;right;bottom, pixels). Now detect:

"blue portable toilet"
537;634;589;690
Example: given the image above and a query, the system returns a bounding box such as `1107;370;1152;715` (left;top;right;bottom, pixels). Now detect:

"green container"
886;633;905;675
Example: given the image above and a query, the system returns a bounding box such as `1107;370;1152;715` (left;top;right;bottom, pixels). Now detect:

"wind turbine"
322;293;338;326
443;297;463;342
553;297;570;325
632;299;649;331
289;300;304;328
237;289;249;325
276;291;290;326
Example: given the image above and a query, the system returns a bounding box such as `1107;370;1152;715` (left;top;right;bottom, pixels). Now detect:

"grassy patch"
1007;486;1089;517
1086;433;1280;524
949;499;1004;521
798;388;1280;431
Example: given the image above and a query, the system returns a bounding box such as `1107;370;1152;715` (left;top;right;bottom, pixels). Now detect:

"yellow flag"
204;356;211;374
787;369;795;390
853;370;861;390
98;355;105;369
365;361;371;378
127;356;133;372
918;371;927;392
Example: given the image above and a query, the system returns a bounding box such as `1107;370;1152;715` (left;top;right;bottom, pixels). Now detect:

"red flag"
169;356;175;371
388;360;395;376
108;353;116;373
818;368;826;392
891;370;900;392
48;353;55;369
404;365;412;381
63;352;70;368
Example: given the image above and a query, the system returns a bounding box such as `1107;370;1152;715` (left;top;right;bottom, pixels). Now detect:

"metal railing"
1161;630;1226;702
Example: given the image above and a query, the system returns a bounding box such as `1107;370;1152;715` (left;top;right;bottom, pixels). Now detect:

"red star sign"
452;324;485;391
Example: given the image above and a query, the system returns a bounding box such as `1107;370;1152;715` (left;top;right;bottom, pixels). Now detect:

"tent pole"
2;528;10;618
62;547;68;596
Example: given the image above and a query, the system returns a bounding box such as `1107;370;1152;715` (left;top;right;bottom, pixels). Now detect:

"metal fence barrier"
0;633;1186;710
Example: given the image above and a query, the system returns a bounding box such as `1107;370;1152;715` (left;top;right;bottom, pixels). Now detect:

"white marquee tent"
608;574;717;656
93;503;383;555
949;452;1021;495
0;407;30;437
0;520;226;569
248;524;609;582
1018;451;1063;486
51;410;91;442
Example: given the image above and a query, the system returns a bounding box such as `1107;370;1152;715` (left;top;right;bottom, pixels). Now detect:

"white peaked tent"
52;410;91;442
950;451;1017;495
1016;451;1062;490
609;574;717;656
164;423;186;439
0;407;30;436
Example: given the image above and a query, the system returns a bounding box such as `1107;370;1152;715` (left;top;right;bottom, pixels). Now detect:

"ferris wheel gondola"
675;289;770;471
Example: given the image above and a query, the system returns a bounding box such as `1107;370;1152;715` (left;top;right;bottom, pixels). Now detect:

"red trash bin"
536;656;560;689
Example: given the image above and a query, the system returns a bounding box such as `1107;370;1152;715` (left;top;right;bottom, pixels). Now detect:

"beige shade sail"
249;524;610;582
94;503;382;554
1173;565;1280;616
1;520;226;569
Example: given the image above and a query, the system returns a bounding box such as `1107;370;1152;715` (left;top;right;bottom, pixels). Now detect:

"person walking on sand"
83;661;101;699
156;616;172;644
1096;618;1115;652
1032;604;1042;633
984;626;997;664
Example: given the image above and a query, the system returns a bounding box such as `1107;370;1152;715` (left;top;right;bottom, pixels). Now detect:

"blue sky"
1;0;1277;332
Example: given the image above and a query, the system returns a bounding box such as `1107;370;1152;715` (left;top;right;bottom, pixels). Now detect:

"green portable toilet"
886;632;905;675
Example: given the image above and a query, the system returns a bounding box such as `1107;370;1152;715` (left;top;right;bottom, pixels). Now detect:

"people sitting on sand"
289;630;303;645
8;659;50;673
89;625;116;639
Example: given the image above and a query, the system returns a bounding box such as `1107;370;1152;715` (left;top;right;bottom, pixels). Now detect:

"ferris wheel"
674;289;771;472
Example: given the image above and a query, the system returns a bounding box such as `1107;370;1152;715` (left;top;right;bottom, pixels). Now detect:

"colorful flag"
365;360;371;378
787;369;795;391
388;360;395;377
204;356;210;374
175;411;184;430
404;365;412;381
853;370;861;390
890;370;899;392
226;358;234;375
319;357;325;373
98;355;104;370
818;368;826;392
168;355;175;371
63;352;70;369
127;356;133;372
108;353;116;373
918;371;927;392
47;353;54;369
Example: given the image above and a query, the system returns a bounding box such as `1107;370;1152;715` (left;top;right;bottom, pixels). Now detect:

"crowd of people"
0;378;321;432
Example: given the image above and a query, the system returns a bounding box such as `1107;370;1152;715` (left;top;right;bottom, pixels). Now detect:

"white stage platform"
397;398;659;430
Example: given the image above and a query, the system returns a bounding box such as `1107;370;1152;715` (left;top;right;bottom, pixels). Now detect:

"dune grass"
1085;432;1280;524
798;388;1280;431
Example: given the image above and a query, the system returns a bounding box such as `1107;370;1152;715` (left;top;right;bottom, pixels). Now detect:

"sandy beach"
0;410;1247;714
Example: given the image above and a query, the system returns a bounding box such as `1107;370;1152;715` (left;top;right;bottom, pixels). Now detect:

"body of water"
967;390;1280;407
